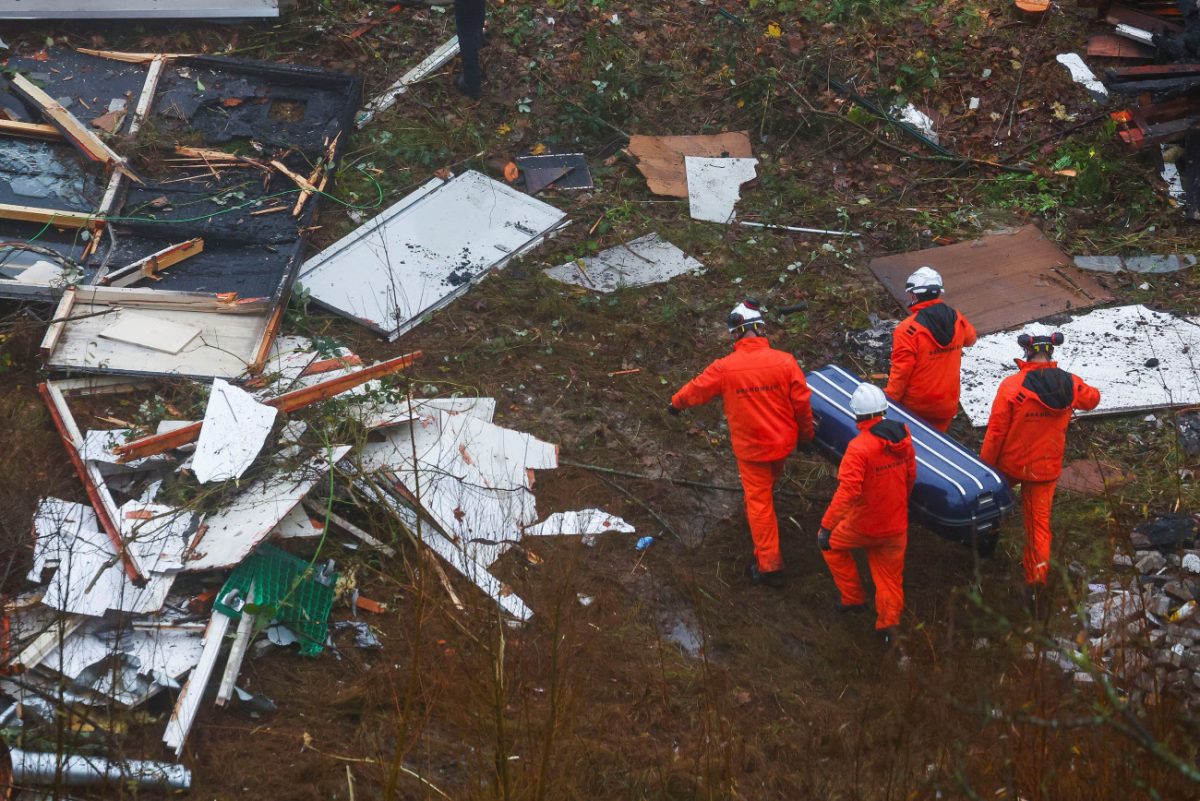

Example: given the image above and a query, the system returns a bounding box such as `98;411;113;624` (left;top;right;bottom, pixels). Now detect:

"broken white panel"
1162;144;1186;203
255;335;318;391
960;305;1200;426
357;35;461;127
40;621;205;708
413;396;497;422
543;233;705;293
1074;255;1197;274
180;446;351;572
80;428;175;473
523;509;635;546
358;410;557;552
29;498;97;583
298;171;568;340
121;501;194;572
98;311;201;354
192;379;278;484
893;103;939;144
368;480;532;621
685;156;758;224
38;502;178;618
272;504;326;540
1055;53;1108;102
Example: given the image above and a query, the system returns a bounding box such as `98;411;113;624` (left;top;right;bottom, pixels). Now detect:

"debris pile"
1081;1;1200;217
7;335;633;780
1046;514;1200;705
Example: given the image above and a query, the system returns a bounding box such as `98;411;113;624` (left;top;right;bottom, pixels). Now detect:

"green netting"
214;542;337;657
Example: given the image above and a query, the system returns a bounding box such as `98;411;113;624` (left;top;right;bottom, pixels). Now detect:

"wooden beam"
0;203;97;229
113;351;423;462
75;48;186;64
39;381;144;582
39;288;76;360
8;73;141;182
0;119;62;141
101;238;204;287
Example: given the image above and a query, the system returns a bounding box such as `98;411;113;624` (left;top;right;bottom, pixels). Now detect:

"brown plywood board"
867;225;1113;335
1059;459;1134;496
627;132;752;197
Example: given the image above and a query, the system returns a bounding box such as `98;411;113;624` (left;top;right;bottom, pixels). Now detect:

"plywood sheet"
867;225;1113;335
627;132;752;197
959;305;1200;426
48;299;272;378
298;171;567;340
99;311;201;354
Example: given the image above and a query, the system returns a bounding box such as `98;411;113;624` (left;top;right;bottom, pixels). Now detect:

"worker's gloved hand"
817;527;832;551
667;404;682;417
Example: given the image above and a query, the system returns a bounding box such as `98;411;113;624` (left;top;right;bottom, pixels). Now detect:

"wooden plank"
39;289;76;360
101;238;204;287
215;580;255;707
0;119;62;140
75;48;187;63
1087;34;1155;60
0;203;97;229
8;73;140;182
1106;5;1183;34
39;381;144;581
302;500;396;557
163;612;230;756
113;351;423;461
11;615;87;671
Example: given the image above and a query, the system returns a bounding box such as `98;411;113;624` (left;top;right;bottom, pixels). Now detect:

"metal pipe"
9;748;191;791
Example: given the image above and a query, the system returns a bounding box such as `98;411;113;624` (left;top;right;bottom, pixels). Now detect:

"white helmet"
905;266;943;298
850;383;888;418
727;299;766;333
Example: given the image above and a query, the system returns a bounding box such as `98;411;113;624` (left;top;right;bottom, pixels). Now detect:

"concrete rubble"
1046;514;1200;708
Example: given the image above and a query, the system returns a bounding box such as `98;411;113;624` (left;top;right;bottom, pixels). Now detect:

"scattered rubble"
543;232;704;292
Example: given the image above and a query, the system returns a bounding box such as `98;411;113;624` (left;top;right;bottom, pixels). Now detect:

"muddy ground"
3;0;1200;798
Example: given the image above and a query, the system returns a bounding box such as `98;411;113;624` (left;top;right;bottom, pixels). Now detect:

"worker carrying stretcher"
669;299;814;588
980;332;1101;605
885;267;977;432
816;384;917;645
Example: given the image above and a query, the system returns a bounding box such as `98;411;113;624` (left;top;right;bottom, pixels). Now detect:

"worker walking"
817;384;916;644
454;0;487;99
885;267;977;432
670;300;814;587
980;332;1100;598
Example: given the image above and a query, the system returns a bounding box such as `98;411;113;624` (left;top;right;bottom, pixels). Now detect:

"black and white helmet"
727;299;766;334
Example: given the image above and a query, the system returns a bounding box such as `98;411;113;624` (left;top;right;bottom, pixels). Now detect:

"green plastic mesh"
214;542;337;657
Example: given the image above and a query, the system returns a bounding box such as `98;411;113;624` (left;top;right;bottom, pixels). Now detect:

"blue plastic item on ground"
806;364;1014;549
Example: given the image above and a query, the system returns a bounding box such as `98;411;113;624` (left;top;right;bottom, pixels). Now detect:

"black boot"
746;561;786;588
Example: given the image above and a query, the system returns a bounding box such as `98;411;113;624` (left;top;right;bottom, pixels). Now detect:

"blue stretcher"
806;364;1014;550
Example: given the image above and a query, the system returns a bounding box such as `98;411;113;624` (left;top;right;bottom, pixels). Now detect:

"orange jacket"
821;418;916;536
672;336;814;462
980;360;1101;482
886;299;977;421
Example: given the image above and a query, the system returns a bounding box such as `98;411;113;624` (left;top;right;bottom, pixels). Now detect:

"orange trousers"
1016;479;1057;585
737;458;786;573
821;524;907;629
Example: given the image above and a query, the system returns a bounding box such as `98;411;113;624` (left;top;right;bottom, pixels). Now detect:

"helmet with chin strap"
727;298;766;335
1018;331;1064;356
904;266;943;302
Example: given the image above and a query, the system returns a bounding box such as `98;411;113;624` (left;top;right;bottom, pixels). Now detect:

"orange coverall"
672;337;814;572
980;360;1101;585
886;299;977;432
820;418;917;629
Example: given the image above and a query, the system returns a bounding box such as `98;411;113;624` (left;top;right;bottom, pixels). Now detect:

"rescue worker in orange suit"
669;300;814;587
885;266;977;433
816;384;917;644
980;332;1101;597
